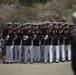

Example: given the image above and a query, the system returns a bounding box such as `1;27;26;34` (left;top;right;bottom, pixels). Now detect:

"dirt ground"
0;62;74;75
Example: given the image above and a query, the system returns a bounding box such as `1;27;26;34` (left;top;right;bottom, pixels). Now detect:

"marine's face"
8;25;12;29
17;26;20;29
47;25;50;28
28;25;31;29
36;26;38;29
56;25;59;29
65;25;69;29
49;26;52;29
32;26;34;28
63;26;65;29
40;26;42;29
25;26;27;29
44;25;46;29
13;26;16;30
54;25;57;28
59;25;62;28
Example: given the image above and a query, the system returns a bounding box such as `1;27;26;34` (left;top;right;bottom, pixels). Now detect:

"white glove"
23;35;25;38
14;35;17;40
23;36;28;40
6;35;9;40
44;35;48;40
15;35;17;38
26;36;28;39
23;35;27;40
33;35;36;40
7;35;9;38
34;35;36;38
46;35;48;38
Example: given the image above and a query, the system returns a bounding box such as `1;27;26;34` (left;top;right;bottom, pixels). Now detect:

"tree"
18;0;50;6
40;0;48;4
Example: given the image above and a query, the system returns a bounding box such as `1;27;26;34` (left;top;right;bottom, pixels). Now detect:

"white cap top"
72;12;76;19
7;22;12;25
25;22;31;25
44;21;51;24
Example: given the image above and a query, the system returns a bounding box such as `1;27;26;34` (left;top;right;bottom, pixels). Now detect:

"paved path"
0;62;74;75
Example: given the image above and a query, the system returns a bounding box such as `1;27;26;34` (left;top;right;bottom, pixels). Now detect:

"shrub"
1;0;19;5
65;0;76;9
9;6;38;22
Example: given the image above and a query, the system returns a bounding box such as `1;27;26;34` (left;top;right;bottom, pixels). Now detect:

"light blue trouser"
5;46;13;63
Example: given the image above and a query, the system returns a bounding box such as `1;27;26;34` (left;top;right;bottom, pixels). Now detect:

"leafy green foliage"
0;0;75;29
9;6;38;23
18;0;50;6
65;0;76;9
0;0;19;5
0;0;50;6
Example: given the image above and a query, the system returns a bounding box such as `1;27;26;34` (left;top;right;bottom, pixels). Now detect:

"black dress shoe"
61;60;65;62
44;62;48;64
30;62;33;64
50;61;54;63
5;62;9;64
10;62;13;64
37;61;40;63
24;62;27;64
67;60;71;62
56;61;59;63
